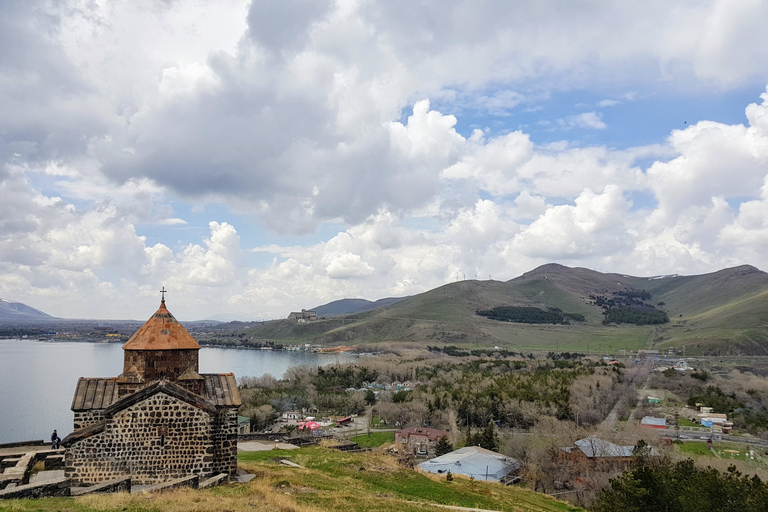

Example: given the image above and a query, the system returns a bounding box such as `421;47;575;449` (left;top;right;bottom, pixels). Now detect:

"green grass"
675;440;716;457
674;440;766;464
239;446;582;511
2;446;583;512
678;418;698;427
351;431;395;448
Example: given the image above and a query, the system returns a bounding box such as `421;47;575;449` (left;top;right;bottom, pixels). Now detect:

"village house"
62;294;241;485
640;416;667;429
238;416;251;434
700;413;728;426
281;411;303;422
558;437;636;469
396;427;450;456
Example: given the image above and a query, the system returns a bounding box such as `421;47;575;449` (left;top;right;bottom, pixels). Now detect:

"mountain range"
0;299;53;321
4;264;768;355
243;264;768;356
311;297;408;317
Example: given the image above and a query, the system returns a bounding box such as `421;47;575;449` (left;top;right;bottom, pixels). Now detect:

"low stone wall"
71;477;131;496
238;433;287;442
143;474;199;493
0;440;46;450
289;437;323;447
199;473;228;488
0;458;21;470
0;474;20;490
0;448;66;490
0;477;70;499
45;454;65;470
5;453;35;485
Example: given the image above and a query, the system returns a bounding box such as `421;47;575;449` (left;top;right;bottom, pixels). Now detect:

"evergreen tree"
465;426;475;447
478;421;499;452
435;436;453;457
593;458;768;512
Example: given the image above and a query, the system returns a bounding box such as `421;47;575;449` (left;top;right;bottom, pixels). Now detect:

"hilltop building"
62;293;241;485
287;309;317;322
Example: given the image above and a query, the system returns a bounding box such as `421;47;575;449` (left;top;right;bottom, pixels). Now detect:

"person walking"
51;429;60;449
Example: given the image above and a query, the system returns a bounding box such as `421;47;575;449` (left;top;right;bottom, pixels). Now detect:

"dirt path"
601;358;654;428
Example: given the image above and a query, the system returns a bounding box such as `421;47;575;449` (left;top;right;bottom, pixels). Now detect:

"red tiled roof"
122;300;201;351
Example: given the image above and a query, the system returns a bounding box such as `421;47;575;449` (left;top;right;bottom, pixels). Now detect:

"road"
600;358;653;429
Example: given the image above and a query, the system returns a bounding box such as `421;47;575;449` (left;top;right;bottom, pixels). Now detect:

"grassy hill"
6;447;582;512
312;296;408;316
241;264;768;355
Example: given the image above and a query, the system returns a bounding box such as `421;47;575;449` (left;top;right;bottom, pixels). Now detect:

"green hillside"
240;264;768;355
5;447;581;512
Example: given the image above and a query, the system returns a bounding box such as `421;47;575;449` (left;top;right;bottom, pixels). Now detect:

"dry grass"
3;447;582;512
74;476;324;512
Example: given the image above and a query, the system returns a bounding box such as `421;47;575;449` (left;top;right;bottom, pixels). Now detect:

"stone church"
61;295;241;485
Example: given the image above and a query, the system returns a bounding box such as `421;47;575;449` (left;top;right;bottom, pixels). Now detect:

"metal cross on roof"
160;287;167;301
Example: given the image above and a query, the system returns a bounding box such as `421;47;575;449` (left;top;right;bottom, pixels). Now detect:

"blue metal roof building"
418;446;521;482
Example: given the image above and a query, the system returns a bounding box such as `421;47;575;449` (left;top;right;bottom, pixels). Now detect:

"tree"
365;389;376;406
435;436;453;457
392;390;411;403
464;425;474;448
593;458;768;512
474;421;499;452
632;439;653;466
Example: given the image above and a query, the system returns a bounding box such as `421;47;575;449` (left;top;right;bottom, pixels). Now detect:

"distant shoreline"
0;337;364;355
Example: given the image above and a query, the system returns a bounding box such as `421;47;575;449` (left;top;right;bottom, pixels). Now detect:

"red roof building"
396;427;450;455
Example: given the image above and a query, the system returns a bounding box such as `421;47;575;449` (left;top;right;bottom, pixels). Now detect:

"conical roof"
122;300;201;351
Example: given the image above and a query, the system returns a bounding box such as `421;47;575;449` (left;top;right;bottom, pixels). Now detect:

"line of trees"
426;345;530;359
476;306;585;324
589;290;669;325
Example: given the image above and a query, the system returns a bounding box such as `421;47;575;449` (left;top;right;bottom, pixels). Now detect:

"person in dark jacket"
51;429;60;449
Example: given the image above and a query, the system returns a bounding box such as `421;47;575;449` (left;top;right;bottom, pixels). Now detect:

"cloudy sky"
2;0;768;321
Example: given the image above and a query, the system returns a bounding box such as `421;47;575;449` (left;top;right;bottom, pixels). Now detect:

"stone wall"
73;411;104;430
211;409;238;476
123;349;199;381
66;392;223;485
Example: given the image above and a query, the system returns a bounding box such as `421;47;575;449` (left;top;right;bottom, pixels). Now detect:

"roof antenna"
160;286;167;304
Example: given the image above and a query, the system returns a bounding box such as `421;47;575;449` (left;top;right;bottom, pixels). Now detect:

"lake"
0;338;355;444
